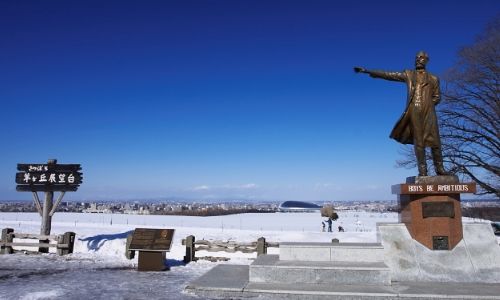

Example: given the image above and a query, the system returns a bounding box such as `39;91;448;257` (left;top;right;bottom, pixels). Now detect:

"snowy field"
0;211;494;300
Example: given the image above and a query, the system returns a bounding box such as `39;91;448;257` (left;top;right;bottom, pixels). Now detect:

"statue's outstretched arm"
354;67;368;73
354;67;406;82
368;70;406;82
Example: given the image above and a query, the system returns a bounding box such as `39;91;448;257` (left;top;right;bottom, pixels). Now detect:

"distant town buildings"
0;200;278;216
83;203;112;214
0;199;497;217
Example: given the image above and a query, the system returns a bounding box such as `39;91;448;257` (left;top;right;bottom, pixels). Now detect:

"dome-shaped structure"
278;201;322;212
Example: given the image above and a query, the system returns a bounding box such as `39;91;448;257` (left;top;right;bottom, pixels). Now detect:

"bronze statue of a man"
355;51;448;176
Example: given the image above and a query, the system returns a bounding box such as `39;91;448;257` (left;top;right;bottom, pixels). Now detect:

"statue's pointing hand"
354;67;367;74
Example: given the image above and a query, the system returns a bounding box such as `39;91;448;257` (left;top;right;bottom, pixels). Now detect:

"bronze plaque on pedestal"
433;236;449;250
422;202;455;218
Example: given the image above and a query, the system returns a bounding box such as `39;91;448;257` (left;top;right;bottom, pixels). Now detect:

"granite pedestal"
392;176;476;250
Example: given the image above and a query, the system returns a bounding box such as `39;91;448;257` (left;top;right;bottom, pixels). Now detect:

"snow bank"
0;211;496;299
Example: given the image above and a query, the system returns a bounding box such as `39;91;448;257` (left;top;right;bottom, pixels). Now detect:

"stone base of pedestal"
378;223;500;283
392;176;475;250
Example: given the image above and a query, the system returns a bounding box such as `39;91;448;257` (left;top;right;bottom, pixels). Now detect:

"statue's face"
415;54;428;69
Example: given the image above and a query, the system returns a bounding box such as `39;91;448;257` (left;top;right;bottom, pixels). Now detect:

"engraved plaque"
433;236;449;250
392;182;476;195
422;202;455;218
129;228;174;252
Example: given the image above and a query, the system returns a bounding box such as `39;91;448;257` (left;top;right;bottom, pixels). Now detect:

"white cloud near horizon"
314;183;343;191
192;183;259;191
193;185;211;191
235;183;259;189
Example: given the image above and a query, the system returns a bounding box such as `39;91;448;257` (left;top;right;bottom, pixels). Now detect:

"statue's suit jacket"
369;69;441;147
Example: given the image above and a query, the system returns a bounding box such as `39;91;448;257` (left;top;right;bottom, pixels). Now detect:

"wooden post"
125;234;135;260
183;235;196;263
49;192;66;216
31;192;43;216
39;159;56;253
257;237;267;256
57;232;75;256
1;228;14;254
57;234;63;255
39;190;53;252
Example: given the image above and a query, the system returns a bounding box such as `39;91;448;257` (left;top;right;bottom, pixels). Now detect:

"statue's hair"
416;51;429;61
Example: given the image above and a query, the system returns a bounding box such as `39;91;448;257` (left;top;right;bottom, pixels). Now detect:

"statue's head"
415;51;429;69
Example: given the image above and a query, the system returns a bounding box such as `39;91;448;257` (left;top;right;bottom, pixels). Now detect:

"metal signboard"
129;228;175;252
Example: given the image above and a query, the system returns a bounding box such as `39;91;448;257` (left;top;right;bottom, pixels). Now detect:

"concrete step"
249;255;391;286
186;264;500;300
280;242;385;263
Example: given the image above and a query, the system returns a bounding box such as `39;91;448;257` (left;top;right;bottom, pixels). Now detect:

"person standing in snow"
326;218;333;232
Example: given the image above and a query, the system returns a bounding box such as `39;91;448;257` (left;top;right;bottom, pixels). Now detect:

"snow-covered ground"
0;211;494;299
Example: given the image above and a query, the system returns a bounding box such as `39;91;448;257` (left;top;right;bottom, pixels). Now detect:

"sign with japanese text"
16;163;82;192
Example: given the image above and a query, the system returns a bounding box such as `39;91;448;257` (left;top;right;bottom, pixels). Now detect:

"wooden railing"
0;228;75;256
181;235;279;263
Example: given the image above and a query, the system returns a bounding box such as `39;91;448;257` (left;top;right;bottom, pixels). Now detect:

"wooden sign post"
16;159;82;252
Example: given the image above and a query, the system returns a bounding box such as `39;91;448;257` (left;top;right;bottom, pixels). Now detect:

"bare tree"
397;17;500;198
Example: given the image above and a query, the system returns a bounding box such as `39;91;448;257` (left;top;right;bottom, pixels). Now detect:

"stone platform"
280;242;385;262
253;242;390;286
186;223;500;299
186;264;500;299
250;254;391;285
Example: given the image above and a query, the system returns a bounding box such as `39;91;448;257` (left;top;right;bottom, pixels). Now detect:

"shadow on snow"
79;231;187;267
167;259;186;267
79;231;133;251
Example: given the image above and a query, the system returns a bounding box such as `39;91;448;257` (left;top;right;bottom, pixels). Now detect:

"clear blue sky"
1;1;498;201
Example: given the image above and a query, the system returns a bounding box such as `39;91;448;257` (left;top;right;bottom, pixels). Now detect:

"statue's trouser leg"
431;147;448;175
411;111;427;176
414;145;427;176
